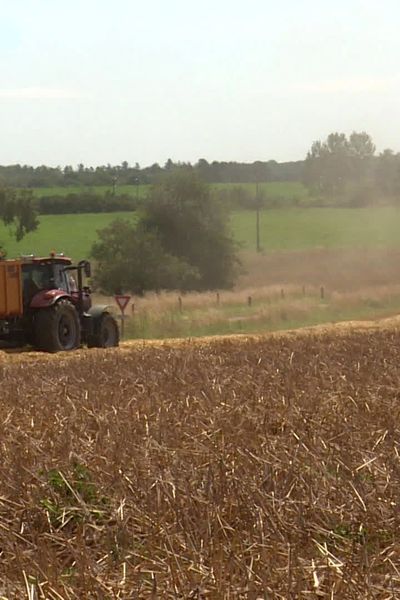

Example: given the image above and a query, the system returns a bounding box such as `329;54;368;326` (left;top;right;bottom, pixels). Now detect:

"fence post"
247;296;252;307
302;285;306;297
281;289;285;300
178;296;183;313
216;292;220;306
320;286;325;300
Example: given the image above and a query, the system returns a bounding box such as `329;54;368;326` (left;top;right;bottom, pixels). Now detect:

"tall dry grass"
95;283;400;340
94;284;313;315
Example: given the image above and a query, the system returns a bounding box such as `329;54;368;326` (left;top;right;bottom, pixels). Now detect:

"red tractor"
0;253;119;352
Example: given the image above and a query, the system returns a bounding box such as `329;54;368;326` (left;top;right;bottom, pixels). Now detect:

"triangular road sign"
114;294;131;313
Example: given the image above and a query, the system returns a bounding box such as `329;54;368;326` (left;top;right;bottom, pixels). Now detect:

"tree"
375;149;400;197
303;131;376;199
91;172;240;293
0;187;39;241
164;158;175;171
349;131;375;159
91;220;199;295
140;172;240;290
304;133;351;196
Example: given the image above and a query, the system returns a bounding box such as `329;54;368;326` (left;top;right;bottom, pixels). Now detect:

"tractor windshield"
22;264;52;295
22;262;68;303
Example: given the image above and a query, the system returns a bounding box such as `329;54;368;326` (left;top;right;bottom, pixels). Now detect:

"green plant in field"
332;523;355;540
61;566;77;585
46;467;65;493
40;463;109;528
328;522;393;553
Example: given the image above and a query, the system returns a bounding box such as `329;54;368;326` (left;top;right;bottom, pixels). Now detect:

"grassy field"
0;212;137;259
234;206;400;251
2;206;400;260
1;327;400;596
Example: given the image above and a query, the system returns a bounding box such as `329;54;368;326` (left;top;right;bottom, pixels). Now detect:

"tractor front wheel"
34;300;81;352
87;313;119;348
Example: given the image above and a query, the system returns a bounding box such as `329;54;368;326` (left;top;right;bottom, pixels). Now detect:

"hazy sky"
1;0;400;167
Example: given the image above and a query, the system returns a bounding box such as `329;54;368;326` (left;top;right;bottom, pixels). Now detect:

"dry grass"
95;282;400;341
94;285;312;315
1;327;400;597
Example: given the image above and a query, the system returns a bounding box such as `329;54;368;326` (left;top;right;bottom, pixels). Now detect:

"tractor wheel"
34;300;81;352
87;313;119;348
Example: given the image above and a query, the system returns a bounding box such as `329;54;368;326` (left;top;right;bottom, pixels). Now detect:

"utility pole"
256;182;261;252
134;177;140;203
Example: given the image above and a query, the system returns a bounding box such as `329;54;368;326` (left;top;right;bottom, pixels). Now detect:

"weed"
40;463;109;528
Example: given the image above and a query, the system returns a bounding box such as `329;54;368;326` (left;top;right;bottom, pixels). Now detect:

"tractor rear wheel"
87;313;119;348
34;300;81;352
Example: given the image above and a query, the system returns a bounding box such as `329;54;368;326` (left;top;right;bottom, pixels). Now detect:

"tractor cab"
21;255;92;312
22;257;70;303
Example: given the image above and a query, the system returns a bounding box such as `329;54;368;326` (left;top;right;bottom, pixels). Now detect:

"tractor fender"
87;305;115;319
83;304;115;336
83;305;118;339
30;289;73;309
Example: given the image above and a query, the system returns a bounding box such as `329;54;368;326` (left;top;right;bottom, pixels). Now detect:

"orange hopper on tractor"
0;253;119;352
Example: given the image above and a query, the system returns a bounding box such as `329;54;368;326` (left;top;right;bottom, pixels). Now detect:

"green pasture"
233;206;400;251
0;212;136;260
1;206;400;261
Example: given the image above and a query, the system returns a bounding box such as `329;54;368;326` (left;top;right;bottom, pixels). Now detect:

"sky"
1;0;400;167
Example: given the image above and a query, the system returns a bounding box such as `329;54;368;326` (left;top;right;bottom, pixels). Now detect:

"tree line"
37;191;138;215
303;131;400;206
0;159;302;188
1;130;400;209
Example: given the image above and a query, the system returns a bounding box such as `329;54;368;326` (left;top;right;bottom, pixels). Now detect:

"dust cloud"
238;247;400;292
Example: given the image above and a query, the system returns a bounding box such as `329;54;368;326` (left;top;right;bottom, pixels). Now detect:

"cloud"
0;87;89;100
295;77;399;95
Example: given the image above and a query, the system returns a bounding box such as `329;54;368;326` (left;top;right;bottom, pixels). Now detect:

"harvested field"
1;325;400;597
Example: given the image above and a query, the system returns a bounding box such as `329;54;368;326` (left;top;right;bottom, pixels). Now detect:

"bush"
91;173;240;293
140;172;240;290
91;220;200;295
36;191;138;215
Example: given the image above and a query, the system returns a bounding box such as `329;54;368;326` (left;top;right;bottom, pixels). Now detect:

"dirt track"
1;313;400;365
